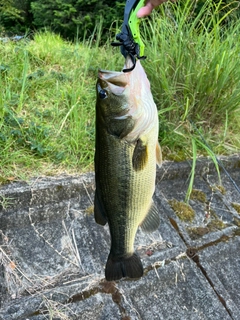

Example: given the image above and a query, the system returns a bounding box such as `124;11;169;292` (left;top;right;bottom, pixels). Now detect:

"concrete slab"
198;236;240;319
119;258;233;320
155;155;240;249
0;155;240;319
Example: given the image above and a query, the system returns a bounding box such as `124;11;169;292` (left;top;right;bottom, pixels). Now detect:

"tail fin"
105;253;143;281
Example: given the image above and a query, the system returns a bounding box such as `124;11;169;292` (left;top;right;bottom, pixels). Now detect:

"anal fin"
140;201;160;233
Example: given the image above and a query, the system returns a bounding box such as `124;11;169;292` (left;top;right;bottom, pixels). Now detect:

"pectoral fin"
94;191;108;226
156;141;162;167
132;138;148;171
140;201;160;233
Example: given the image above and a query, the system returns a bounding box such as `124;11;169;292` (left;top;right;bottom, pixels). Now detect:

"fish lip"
123;55;135;72
98;69;123;78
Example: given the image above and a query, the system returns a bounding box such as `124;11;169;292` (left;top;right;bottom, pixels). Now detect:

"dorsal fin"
156;141;162;167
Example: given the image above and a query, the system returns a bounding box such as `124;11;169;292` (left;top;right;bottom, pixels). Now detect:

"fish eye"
99;89;108;100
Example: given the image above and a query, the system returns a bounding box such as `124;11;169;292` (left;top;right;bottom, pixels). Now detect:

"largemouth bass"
94;57;162;281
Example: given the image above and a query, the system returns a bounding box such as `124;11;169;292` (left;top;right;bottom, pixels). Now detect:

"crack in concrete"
68;279;134;320
170;216;239;320
25;278;131;319
186;248;234;319
25;278;129;320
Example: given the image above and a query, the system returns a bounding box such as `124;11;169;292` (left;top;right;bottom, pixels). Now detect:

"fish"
94;56;162;281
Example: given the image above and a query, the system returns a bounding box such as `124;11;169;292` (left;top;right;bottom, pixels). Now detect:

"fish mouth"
98;70;128;96
98;55;133;87
98;56;138;95
98;70;127;86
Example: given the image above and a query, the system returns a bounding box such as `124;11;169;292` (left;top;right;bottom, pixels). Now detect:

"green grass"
0;29;123;181
143;0;240;161
0;0;240;182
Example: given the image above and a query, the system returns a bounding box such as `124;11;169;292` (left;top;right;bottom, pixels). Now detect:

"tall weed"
142;0;240;159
